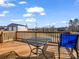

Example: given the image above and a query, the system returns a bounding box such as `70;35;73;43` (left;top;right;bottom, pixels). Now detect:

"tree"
74;18;79;27
68;18;79;31
69;20;73;27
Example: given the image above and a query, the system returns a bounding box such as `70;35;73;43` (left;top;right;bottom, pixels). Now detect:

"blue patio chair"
58;33;78;59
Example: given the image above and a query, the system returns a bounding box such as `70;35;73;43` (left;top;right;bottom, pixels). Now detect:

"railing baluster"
16;31;62;44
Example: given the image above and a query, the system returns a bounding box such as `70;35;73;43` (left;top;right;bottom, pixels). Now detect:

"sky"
0;0;79;28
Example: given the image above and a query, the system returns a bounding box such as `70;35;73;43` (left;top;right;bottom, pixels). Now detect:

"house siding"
17;26;28;31
7;23;28;31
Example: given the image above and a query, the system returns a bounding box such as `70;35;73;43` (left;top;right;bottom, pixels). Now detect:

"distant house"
0;26;4;30
0;26;7;30
7;23;28;31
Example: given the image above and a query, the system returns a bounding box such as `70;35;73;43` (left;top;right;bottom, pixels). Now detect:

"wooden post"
15;31;17;41
0;30;3;43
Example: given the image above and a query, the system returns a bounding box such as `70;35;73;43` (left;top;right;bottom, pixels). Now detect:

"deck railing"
0;31;77;43
16;31;63;43
0;31;16;42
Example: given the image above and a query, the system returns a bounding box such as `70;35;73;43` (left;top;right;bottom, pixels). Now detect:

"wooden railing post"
15;31;17;40
0;31;3;43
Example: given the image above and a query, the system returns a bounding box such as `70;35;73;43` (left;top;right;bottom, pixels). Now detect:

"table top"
23;37;52;47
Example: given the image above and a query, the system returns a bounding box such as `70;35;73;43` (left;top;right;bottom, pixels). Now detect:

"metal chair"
58;33;78;59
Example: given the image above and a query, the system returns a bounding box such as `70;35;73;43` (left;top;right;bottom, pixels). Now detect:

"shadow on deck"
0;51;55;59
0;41;78;59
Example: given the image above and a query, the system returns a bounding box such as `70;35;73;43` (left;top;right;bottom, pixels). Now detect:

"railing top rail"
17;31;70;33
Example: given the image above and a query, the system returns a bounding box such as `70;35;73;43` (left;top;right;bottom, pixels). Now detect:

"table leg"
36;47;48;59
27;44;32;59
42;49;48;59
36;48;38;59
27;44;48;59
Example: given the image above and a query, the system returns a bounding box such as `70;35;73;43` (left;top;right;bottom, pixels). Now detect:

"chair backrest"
59;33;78;48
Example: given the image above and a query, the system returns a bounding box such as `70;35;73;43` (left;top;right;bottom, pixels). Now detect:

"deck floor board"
0;41;78;59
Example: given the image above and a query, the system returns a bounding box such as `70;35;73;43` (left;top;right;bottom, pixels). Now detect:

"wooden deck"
0;41;78;59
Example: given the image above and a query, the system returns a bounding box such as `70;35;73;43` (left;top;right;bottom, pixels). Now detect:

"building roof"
7;23;28;27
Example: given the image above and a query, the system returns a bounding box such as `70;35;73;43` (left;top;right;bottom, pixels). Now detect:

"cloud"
7;3;15;7
19;1;27;4
45;23;50;26
0;0;5;5
3;11;9;14
40;12;45;15
11;19;23;22
0;14;5;16
25;18;36;22
23;7;45;17
0;10;9;17
23;13;32;17
26;7;45;15
0;0;15;7
70;18;74;20
27;7;44;13
61;21;68;24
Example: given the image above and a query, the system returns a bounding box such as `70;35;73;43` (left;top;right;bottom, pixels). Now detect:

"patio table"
23;37;52;59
